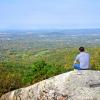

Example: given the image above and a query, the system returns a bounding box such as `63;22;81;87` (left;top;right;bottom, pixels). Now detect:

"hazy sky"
0;0;100;30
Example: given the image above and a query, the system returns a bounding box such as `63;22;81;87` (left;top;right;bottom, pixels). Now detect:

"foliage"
0;71;22;96
0;60;66;97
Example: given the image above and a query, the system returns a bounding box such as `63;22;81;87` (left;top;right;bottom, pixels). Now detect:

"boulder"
0;70;100;100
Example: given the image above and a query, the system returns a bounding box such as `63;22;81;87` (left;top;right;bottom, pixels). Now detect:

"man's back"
75;52;90;69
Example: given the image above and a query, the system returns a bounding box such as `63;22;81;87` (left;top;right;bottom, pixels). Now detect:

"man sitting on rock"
73;47;90;72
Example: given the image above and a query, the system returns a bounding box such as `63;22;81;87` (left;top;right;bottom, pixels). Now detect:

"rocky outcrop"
0;70;100;100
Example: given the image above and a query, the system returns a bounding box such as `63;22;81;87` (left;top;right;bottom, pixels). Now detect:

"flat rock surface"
0;70;100;100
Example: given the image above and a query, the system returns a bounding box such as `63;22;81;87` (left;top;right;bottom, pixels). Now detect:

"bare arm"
74;55;79;64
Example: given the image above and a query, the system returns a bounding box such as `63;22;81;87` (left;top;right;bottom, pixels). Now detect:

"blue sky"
0;0;100;30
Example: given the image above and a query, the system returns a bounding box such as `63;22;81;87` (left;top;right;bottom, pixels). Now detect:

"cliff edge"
0;70;100;100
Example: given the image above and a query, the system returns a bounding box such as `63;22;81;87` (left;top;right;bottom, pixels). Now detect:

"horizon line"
0;28;100;31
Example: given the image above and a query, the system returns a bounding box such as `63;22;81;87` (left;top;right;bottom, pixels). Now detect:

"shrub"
0;72;22;97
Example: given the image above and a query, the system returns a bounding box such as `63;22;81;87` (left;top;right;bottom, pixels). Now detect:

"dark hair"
79;47;85;52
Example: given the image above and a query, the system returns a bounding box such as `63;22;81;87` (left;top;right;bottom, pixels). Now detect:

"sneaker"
77;70;82;75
